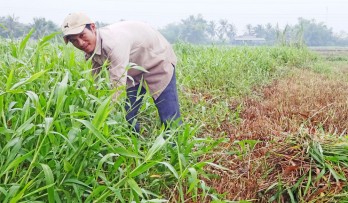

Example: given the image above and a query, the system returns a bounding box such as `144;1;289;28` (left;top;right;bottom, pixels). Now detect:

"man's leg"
125;84;147;132
154;69;182;128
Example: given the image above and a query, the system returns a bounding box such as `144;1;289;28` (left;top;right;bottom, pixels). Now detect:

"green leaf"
63;179;91;189
0;186;7;197
10;70;48;90
92;96;111;130
145;134;166;161
187;167;198;194
15;114;36;137
26;91;45;117
44;117;54;135
21;183;55;200
76;119;111;146
38;32;60;48
64;160;73;172
127;63;149;73
10;179;34;203
127;178;143;198
158;161;179;179
130;162;158;178
0;151;33;177
19;28;35;55
40;163;55;203
54;72;69;118
97;153;119;171
76;119;141;158
287;187;296;203
6;69;14;91
326;163;346;181
113;147;141;158
1;137;21;153
5;185;20;202
85;186;108;202
0;95;4;126
303;167;313;198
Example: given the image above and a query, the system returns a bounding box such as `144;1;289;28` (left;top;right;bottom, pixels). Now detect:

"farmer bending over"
61;12;181;132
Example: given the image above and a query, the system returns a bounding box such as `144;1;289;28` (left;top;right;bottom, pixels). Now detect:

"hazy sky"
1;0;347;34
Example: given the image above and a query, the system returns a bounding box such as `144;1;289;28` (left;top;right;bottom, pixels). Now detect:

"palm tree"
217;19;236;43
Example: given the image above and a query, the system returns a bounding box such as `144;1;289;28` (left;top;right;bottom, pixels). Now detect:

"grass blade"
127;178;143;198
40;163;55;203
130;162;158;178
19;28;34;55
10;70;48;90
92;96;111;130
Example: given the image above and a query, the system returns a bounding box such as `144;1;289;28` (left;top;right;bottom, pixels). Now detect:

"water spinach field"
1;32;348;202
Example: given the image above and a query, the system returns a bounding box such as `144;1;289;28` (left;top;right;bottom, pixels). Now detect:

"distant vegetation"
160;15;348;46
0;14;348;46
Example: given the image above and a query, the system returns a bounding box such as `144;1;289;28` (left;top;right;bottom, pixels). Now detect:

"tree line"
159;15;348;46
1;14;348;46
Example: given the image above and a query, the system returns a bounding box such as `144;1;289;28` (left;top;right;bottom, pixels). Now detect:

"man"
61;12;181;132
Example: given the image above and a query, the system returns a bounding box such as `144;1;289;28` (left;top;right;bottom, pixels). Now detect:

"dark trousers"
125;69;181;132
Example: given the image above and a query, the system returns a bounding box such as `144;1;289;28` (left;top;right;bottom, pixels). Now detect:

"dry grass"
231;69;348;137
203;68;348;201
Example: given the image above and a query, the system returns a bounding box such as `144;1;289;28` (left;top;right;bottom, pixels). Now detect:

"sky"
1;0;347;35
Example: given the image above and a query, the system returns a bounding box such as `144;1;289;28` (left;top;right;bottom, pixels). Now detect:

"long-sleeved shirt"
85;21;177;99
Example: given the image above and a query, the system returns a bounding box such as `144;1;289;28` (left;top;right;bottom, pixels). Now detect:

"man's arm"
106;44;131;100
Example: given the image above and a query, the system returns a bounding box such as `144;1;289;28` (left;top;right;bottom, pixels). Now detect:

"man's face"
68;24;96;54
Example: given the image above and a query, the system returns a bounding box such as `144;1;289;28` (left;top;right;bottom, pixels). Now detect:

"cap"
61;12;94;43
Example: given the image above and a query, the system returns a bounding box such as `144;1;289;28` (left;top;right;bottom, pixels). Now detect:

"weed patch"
206;68;348;201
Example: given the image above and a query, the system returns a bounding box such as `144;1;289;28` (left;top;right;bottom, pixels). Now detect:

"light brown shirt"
86;21;177;99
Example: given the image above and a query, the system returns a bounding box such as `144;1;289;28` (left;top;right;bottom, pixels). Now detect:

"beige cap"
61;12;94;43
